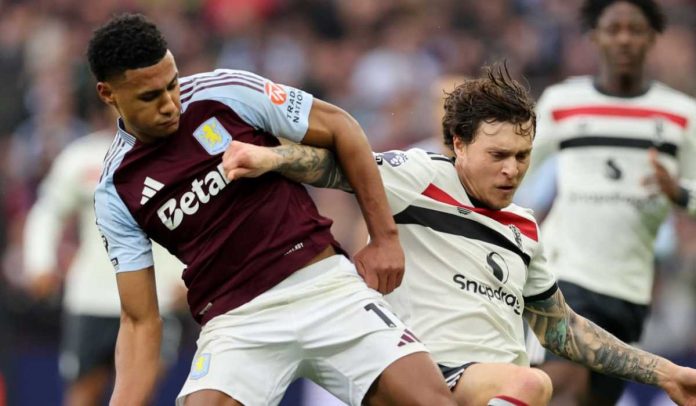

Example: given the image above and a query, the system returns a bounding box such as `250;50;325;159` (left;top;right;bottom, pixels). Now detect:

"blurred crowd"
1;0;696;404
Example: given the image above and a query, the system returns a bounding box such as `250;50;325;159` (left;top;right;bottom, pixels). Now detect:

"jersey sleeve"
375;148;437;214
94;179;153;272
23;144;82;274
677;106;696;217
187;69;314;143
522;239;558;302
528;88;562;175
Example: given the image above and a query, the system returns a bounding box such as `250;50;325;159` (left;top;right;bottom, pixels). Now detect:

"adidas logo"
397;328;421;347
140;177;164;205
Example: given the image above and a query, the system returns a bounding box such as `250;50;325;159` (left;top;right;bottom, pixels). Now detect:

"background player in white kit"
22;117;187;405
522;1;696;404
222;64;696;406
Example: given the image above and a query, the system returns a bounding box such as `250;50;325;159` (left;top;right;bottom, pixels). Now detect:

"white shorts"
176;255;427;406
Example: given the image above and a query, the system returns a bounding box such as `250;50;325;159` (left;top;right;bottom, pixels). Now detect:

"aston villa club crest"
193;117;232;155
509;225;523;249
189;353;211;380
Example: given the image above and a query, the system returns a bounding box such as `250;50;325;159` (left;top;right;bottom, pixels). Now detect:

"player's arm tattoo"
271;143;353;192
524;289;663;385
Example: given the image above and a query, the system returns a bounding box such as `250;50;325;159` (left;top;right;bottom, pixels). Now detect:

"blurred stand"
0;0;694;405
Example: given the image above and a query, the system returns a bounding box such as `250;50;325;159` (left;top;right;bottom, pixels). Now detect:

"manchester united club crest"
509;224;523;249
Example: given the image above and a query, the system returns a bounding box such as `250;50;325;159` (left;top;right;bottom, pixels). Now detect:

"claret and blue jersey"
95;70;341;324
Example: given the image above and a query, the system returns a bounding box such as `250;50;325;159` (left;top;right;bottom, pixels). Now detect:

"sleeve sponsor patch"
378;151;408;167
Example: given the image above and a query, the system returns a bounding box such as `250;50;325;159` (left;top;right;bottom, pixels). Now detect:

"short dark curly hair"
442;63;535;149
87;13;168;82
581;0;666;32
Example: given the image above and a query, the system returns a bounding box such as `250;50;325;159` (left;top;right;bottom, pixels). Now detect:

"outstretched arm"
524;289;696;405
223;140;350;191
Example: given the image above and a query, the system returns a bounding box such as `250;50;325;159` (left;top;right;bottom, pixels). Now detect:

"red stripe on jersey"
421;183;538;241
551;106;688;129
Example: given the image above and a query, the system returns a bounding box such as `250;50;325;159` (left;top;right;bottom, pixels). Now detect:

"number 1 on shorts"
364;302;396;327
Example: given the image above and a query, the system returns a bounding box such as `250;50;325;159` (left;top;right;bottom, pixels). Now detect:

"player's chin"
490;190;514;209
152;127;178;138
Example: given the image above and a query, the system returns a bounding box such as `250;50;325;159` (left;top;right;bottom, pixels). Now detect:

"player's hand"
353;235;405;294
222;140;279;180
659;363;696;406
644;148;681;202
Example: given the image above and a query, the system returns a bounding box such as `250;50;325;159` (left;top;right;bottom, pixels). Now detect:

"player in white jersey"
523;1;696;404
223;64;696;406
23;128;186;406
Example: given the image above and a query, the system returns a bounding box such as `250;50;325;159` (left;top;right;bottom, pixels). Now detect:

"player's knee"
514;368;552;405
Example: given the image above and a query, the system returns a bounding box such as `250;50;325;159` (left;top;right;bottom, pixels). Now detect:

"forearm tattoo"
524;291;660;385
272;144;352;192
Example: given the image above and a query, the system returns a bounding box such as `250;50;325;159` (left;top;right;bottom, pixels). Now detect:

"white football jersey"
23;130;185;316
530;76;696;305
380;149;557;366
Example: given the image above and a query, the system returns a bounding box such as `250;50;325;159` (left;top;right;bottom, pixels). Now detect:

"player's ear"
96;82;116;107
452;135;467;157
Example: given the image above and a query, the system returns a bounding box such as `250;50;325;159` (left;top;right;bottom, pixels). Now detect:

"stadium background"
0;0;695;404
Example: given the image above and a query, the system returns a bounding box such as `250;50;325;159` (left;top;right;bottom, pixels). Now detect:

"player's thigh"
454;363;552;406
177;333;300;406
363;351;454;406
184;389;244;406
298;259;450;405
176;301;304;405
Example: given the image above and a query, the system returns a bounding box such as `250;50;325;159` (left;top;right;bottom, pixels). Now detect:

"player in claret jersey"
223;64;696;406
88;13;454;406
523;1;696;404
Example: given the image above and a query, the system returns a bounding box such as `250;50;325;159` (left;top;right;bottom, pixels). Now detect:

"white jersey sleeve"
23;142;82;274
528;86;562;176
522;240;558;301
677;105;696;216
374;148;437;214
95;140;153;273
180;69;314;143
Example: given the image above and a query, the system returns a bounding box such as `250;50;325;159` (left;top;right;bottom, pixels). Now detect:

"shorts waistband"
272;254;353;290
